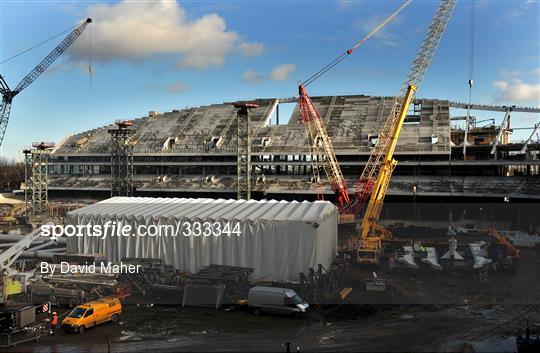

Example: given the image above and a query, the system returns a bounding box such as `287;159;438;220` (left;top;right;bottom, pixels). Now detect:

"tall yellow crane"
355;0;457;264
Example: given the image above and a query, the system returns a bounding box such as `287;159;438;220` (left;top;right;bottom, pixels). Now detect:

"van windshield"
290;295;302;304
68;307;86;318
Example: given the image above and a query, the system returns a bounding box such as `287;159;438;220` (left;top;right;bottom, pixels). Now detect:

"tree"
0;157;25;191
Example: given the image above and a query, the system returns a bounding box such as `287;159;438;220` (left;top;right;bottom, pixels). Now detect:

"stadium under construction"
1;1;539;352
45;95;540;230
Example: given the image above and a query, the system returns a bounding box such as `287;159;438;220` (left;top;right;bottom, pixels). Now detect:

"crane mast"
356;0;456;263
0;18;92;147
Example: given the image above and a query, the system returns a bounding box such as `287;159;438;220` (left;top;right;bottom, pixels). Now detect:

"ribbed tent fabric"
66;197;338;281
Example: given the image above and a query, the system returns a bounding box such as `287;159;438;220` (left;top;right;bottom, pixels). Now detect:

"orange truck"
61;297;122;334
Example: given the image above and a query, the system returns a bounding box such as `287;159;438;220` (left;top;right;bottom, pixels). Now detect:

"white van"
248;286;309;318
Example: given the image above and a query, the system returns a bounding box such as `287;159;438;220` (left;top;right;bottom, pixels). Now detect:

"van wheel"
78;326;85;334
111;314;119;323
253;308;261;316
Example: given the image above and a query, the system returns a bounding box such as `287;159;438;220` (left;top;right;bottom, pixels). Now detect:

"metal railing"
0;323;48;347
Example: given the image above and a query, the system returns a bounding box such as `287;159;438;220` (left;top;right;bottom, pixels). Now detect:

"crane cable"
0;23;79;65
88;23;93;90
469;0;475;91
464;0;475;158
302;0;412;87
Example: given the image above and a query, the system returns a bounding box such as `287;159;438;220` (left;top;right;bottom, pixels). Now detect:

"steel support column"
23;144;52;216
23;149;32;219
109;122;135;197
234;103;257;200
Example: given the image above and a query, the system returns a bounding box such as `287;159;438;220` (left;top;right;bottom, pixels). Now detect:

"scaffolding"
109;120;135;197
299;263;346;305
23;143;54;216
234;103;257;200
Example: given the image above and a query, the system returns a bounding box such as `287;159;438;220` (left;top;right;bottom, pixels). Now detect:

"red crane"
298;1;411;220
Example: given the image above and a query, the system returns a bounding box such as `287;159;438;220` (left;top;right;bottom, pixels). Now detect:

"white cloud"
504;1;537;19
243;64;296;84
532;68;540;77
499;69;521;79
69;0;262;69
167;83;186;93
238;42;265;57
242;69;263;84
353;14;403;49
337;0;352;9
269;64;296;81
493;79;540;103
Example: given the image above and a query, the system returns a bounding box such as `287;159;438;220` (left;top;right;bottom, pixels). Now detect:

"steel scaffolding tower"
234;103;257;200
23;149;32;220
23;143;54;216
109;120;135;197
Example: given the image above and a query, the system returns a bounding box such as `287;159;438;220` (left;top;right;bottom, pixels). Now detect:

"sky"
0;0;539;160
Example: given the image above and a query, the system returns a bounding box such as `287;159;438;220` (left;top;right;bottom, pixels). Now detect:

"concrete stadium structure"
47;94;540;203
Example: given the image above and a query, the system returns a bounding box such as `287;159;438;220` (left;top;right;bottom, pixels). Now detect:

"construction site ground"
5;302;538;352
4;240;538;352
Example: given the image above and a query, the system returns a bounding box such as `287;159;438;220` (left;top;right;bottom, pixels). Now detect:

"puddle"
119;330;142;341
319;334;335;343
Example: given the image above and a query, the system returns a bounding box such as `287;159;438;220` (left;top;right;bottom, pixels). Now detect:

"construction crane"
0;223;52;303
486;227;520;272
354;0;457;264
299;85;350;207
0;18;92;148
486;227;520;259
298;0;412;213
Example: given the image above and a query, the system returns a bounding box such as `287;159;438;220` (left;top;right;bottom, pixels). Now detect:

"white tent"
65;197;338;281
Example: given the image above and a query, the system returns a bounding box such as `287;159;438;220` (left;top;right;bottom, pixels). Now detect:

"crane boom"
297;1;412;211
299;85;350;207
1;223;53;302
486;227;520;259
0;18;92;147
356;0;456;263
355;0;456;208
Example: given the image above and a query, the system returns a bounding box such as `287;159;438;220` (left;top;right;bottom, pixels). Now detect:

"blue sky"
1;0;539;160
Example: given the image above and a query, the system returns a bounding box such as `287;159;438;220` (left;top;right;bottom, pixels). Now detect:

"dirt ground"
5;302;538;352
5;248;539;352
2;223;539;352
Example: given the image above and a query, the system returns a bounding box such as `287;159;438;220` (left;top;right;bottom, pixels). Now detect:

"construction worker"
50;312;58;335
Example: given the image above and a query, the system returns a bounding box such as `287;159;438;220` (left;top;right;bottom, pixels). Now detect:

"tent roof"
67;197;337;223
